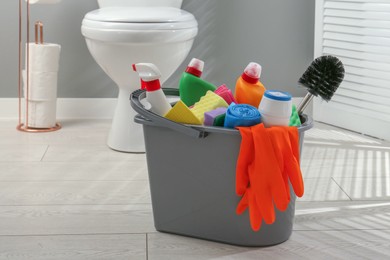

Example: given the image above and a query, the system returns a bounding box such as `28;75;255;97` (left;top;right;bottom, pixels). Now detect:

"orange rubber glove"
236;126;254;196
236;127;263;231
266;127;304;198
236;124;290;228
236;186;263;231
251;124;290;224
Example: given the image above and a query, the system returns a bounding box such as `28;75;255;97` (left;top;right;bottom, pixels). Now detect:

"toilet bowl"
81;1;198;152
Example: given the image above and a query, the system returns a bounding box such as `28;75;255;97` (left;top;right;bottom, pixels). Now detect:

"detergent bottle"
132;63;172;116
258;90;292;127
234;62;266;108
179;58;217;107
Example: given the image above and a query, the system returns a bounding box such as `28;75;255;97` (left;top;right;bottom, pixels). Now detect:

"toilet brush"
297;55;345;114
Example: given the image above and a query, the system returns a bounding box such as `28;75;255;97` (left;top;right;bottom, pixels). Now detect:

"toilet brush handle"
297;92;314;115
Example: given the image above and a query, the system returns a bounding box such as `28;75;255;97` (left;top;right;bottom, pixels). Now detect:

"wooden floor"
0;119;389;260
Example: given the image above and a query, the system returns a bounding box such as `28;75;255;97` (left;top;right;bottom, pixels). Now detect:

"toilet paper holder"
17;0;61;132
35;21;43;45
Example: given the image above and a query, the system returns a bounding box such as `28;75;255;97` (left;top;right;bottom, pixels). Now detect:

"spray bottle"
234;62;266;108
179;58;217;107
132;63;172;116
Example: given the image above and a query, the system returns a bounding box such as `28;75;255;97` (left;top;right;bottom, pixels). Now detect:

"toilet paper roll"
25;43;61;72
22;70;58;101
25;100;57;128
26;0;62;4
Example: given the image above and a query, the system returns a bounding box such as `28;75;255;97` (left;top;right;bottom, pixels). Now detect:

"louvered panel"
341;57;390;72
323;39;390;55
343;74;389;90
324;24;390;37
323;47;390;63
344;64;390;82
341;82;390;97
336;88;390;106
344;65;390;82
325;1;390;12
315;0;390;140
324;17;390;29
322;100;390;122
323;32;390;46
324;9;390;20
331;95;390;119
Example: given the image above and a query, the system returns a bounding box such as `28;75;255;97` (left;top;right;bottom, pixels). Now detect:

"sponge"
289;104;301;127
214;84;236;105
214;113;226;127
204;107;228;126
164;100;202;125
191;91;229;123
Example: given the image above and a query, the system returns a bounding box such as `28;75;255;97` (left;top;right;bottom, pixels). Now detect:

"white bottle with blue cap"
258;90;292;127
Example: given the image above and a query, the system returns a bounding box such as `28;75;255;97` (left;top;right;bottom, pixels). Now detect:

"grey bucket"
131;88;313;247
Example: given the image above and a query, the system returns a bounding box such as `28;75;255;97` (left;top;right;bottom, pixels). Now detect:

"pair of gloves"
236;123;304;231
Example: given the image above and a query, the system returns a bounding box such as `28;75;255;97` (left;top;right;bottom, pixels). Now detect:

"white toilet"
81;0;198;152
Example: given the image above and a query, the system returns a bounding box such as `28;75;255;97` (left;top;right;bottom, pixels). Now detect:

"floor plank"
0;205;155;236
332;177;390;201
0;180;151;205
42;145;146;162
0;234;146;260
0;162;149;181
295;201;390;231
0;119;111;146
0;144;48;162
299;178;351;201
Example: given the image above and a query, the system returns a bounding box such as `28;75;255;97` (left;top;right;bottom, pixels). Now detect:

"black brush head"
298;55;345;101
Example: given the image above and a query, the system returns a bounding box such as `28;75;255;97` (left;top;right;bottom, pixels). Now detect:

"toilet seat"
82;7;198;43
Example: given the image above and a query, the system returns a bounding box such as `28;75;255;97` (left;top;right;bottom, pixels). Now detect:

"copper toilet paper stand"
17;0;61;133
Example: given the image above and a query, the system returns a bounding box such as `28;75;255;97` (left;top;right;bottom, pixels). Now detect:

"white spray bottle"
132;63;172;116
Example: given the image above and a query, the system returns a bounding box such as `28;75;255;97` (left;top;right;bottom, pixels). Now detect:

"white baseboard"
0;97;311;119
0;98;117;119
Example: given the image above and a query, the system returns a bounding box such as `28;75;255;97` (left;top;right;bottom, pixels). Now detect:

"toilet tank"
98;0;183;8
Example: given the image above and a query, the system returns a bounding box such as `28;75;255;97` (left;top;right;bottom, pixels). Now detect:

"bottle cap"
185;58;204;77
242;62;262;84
132;63;162;92
264;90;292;101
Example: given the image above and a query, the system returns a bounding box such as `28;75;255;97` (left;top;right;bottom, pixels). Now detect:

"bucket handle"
130;88;208;139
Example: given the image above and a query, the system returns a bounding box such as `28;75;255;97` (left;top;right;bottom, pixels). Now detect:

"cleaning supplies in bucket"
133;56;344;131
179;58;217;107
234;62;266;108
132;63;172;116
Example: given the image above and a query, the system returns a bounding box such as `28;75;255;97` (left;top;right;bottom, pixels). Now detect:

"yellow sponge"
191;91;229;123
164;100;202;125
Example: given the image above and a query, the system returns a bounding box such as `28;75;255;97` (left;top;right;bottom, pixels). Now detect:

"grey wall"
0;0;315;98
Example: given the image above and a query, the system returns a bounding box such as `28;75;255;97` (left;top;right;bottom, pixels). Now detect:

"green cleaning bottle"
179;58;217;107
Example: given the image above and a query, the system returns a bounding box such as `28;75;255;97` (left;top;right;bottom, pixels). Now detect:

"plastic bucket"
130;88;313;247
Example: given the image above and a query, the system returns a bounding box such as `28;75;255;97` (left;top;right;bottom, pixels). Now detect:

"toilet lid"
83;7;197;30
